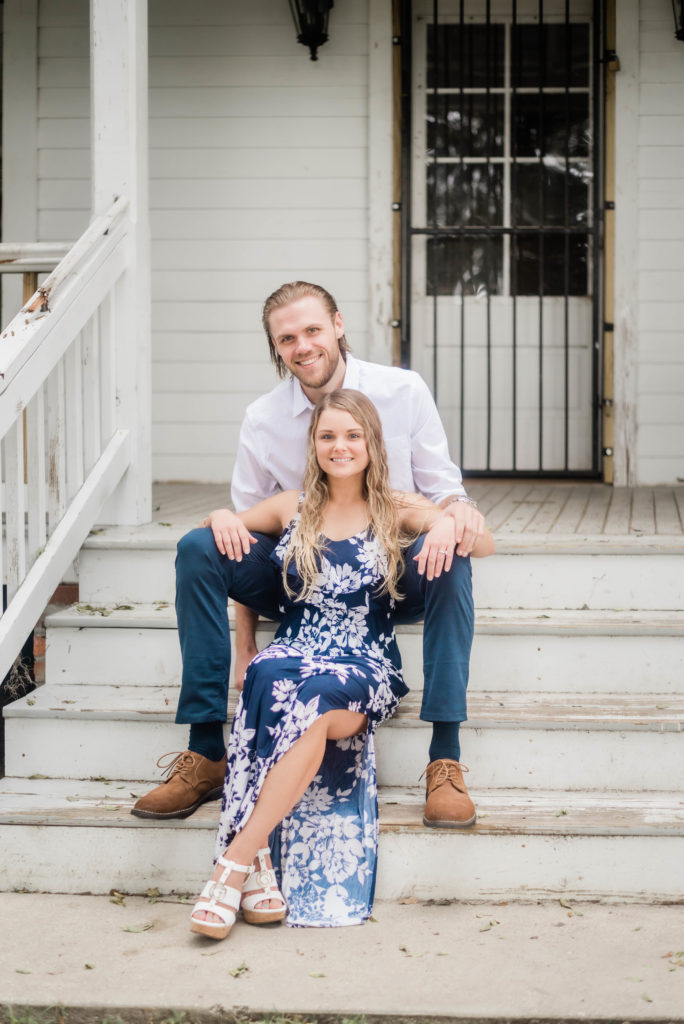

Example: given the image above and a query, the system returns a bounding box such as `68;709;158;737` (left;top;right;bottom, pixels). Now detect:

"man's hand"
200;508;257;560
413;515;456;580
444;501;486;556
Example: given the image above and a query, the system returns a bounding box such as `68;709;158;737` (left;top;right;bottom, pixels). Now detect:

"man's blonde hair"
262;281;350;378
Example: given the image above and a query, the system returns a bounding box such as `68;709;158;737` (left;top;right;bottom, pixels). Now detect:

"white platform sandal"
241;847;287;925
189;854;251;939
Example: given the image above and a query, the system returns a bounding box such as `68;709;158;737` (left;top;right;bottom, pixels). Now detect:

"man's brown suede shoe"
422;758;476;828
131;750;227;820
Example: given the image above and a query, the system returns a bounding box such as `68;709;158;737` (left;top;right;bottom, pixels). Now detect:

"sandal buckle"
209;881;229;903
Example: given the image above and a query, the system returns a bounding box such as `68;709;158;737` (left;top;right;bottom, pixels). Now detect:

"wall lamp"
673;0;684;40
289;0;334;61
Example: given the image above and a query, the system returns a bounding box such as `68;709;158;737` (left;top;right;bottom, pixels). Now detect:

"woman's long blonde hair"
282;389;405;601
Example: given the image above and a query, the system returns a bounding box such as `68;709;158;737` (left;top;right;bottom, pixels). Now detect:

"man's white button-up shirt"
231;354;467;512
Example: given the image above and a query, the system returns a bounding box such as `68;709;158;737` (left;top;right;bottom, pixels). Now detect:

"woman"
190;389;494;938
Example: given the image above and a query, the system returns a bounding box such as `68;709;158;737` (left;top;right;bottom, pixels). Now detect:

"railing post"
90;0;151;524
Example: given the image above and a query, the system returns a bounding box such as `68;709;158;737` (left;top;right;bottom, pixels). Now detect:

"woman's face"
314;407;370;481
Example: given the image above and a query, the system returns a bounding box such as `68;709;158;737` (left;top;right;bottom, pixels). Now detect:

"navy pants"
174;528;474;725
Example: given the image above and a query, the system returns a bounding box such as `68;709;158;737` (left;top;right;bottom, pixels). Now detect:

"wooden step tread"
82;522;684;555
6;684;684;730
46;603;684;636
1;778;682;837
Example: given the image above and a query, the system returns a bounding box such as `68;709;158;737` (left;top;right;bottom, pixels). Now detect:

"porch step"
78;528;684;609
0;777;681;901
5;683;683;791
45;603;684;694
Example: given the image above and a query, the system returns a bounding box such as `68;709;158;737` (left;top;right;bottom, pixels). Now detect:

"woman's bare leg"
192;709;367;924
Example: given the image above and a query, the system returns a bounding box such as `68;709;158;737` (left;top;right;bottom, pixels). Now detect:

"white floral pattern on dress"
214;517;408;927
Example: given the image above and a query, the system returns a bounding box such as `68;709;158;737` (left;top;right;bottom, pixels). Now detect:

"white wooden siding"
635;0;684;484
35;0;370;483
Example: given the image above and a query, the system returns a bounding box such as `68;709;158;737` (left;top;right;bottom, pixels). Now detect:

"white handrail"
0;243;71;274
0;195;133;679
0;196;129;390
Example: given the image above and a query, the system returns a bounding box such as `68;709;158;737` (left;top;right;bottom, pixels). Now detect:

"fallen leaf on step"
66;796;80;802
84;963;95;970
398;896;418;904
310;972;326;978
229;962;250;978
109;890;126;907
146;887;160;904
556;809;568;817
559;898;573;909
29;774;49;780
15;969;31;975
200;950;219;957
641;994;653;1003
123;923;154;933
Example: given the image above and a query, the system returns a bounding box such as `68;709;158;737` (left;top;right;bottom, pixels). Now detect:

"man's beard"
293;347;341;391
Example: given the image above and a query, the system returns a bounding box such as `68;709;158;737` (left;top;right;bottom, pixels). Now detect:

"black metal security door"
401;0;603;476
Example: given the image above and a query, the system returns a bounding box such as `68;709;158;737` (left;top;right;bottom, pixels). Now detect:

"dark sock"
429;721;461;763
188;721;226;762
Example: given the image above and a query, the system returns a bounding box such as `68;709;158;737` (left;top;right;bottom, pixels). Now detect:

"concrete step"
78;528;684;609
0;777;681;900
45;603;684;694
5;683;683;791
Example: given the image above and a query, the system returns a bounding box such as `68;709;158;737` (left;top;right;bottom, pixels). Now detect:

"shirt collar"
289;353;359;418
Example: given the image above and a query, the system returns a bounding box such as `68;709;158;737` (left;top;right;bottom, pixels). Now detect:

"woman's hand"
413;514;456;580
201;508;257;561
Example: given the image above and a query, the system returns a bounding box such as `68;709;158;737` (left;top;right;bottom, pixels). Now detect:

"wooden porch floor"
152;481;684;537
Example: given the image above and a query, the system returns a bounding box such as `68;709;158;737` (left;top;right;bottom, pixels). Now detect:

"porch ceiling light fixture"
673;0;684;40
289;0;334;61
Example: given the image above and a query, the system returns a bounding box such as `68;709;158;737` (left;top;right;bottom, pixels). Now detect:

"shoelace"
420;760;470;790
156;750;197;780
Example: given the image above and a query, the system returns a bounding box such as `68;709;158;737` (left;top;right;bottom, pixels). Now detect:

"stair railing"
0;196;133;682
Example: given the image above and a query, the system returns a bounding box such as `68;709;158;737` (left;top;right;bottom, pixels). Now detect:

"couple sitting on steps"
131;281;495;936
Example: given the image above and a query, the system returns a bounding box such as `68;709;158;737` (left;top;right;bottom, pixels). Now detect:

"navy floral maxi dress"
214;516;409;927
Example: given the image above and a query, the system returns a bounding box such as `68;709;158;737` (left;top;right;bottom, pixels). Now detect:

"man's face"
269;296;345;393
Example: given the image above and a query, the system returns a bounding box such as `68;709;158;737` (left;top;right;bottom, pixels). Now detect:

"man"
132;281;486;827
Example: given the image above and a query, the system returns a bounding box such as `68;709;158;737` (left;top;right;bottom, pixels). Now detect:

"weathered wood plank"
576;485;611;533
26;387;47;565
46;360;67;531
603;487;632;535
630;487;655;535
65;334;84;502
653;486;682;534
475;482;517;522
551;484;591;533
82;315;101;475
487;484;538;534
3;420;26;600
671;486;684;532
524;489;568;534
